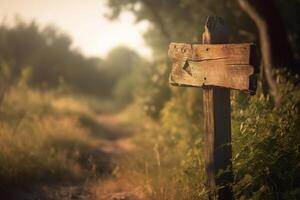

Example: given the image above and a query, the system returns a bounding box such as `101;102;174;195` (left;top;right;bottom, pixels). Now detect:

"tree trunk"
238;0;283;106
248;0;293;68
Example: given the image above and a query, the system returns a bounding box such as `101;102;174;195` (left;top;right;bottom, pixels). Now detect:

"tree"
104;46;150;106
0;20;44;105
238;0;281;106
0;20;108;100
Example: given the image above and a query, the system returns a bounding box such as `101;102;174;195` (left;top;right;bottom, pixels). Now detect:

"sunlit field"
1;0;300;200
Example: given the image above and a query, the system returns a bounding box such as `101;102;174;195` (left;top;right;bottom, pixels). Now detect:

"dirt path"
4;114;144;200
78;113;145;200
89;114;144;200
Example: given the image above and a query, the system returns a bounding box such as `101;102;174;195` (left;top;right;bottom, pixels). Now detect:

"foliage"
105;46;150;108
119;72;300;199
232;72;300;199
0;20;148;107
136;61;171;118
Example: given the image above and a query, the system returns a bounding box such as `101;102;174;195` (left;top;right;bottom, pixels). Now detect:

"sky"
0;0;151;58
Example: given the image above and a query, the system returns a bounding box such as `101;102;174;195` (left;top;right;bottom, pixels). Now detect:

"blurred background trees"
0;19;149;109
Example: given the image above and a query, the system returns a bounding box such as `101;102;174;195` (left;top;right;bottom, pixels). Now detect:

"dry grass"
0;83;113;188
0;82;184;199
90;177;145;200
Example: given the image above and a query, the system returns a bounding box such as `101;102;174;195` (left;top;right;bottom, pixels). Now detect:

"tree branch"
238;0;281;107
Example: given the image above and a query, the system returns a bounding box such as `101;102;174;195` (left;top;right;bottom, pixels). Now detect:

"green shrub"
232;72;300;199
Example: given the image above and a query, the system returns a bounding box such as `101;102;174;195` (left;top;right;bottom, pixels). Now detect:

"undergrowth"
0;82;111;189
120;71;300;200
232;72;300;199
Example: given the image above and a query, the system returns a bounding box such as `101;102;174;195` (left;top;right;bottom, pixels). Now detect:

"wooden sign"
168;16;257;200
169;43;256;94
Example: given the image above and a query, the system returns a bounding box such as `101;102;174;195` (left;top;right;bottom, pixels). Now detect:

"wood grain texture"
169;43;255;64
168;43;256;92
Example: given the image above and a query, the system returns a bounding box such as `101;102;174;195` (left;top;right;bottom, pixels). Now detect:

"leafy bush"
136;61;171;119
232;72;300;199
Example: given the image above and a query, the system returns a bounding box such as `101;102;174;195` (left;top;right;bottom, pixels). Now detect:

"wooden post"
167;15;256;200
202;16;233;199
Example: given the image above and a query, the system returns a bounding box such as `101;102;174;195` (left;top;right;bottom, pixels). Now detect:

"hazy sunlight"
0;0;151;58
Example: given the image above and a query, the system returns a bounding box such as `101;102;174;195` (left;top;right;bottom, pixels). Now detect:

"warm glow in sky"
0;0;151;58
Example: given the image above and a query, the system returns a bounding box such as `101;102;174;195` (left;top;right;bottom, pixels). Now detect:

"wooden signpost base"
203;87;233;199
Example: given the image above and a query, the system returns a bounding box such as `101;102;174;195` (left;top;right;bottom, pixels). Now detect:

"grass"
114;72;300;200
0;83;113;189
3;71;298;199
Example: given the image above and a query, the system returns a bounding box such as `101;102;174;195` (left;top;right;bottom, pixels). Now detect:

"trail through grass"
0;83;145;200
1;112;143;200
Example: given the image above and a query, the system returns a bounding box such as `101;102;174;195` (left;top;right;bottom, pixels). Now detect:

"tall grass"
0;82;111;188
118;71;300;199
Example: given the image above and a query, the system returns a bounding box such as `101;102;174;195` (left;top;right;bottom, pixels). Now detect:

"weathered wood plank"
169;59;255;92
168;43;255;65
168;43;256;92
